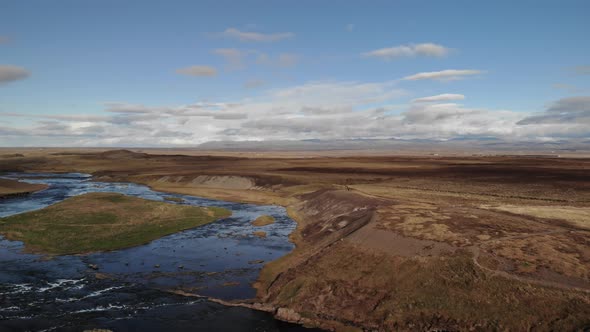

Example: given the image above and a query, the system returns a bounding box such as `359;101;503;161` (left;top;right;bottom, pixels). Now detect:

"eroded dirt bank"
0;178;48;199
2;150;590;331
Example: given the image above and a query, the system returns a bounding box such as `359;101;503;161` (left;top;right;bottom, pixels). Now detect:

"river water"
0;173;318;332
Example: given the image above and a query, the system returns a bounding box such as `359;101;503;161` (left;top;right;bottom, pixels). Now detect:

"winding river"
0;173;318;331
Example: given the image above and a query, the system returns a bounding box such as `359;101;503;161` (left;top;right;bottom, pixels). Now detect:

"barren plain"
1;148;589;331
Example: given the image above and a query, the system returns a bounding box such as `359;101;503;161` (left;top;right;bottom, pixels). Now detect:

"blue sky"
1;0;589;146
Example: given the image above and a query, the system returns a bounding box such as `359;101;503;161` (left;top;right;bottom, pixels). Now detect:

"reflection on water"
0;173;318;331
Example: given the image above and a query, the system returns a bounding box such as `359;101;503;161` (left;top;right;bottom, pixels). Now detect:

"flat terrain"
1;149;589;330
0;192;231;255
0;178;47;197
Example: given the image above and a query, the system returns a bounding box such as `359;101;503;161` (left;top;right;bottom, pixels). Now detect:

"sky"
0;0;589;147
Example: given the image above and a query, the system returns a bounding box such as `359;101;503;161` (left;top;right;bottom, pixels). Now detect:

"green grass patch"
0;192;231;255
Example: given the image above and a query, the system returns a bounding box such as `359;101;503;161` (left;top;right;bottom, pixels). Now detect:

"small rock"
88;264;99;270
248;260;265;264
154;264;160;268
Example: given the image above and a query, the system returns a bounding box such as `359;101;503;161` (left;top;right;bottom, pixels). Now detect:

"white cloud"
0;65;30;84
400;102;526;138
363;43;450;60
403;69;484;81
175;65;217;77
0;112;109;122
518;96;590;125
2;81;588;146
267;80;407;108
412;94;465;103
0;80;407;145
104;102;166;114
219;28;294;42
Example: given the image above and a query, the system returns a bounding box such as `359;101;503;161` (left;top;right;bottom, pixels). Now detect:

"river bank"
0;172;322;331
0;178;48;199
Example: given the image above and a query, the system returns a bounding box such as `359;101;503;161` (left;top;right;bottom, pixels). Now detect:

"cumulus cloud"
2;81;588;146
403;69;484;81
400;103;527;139
175;65;217;77
0;112;110;122
0;126;27;136
268;80;407;107
0;65;30;84
412;94;465;103
363;43;450;60
0;80;407;145
219;28;294;42
300;106;352;115
517;96;590;125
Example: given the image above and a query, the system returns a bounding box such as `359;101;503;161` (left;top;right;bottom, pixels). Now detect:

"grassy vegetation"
252;214;275;226
4;149;590;331
266;242;590;331
0;192;231;255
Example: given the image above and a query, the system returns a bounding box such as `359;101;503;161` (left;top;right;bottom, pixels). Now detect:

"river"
0;173;319;332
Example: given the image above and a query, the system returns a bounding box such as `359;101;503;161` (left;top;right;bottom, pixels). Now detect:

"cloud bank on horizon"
0;1;588;147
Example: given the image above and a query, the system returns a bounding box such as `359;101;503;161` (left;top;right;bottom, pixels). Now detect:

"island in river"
0;192;231;255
